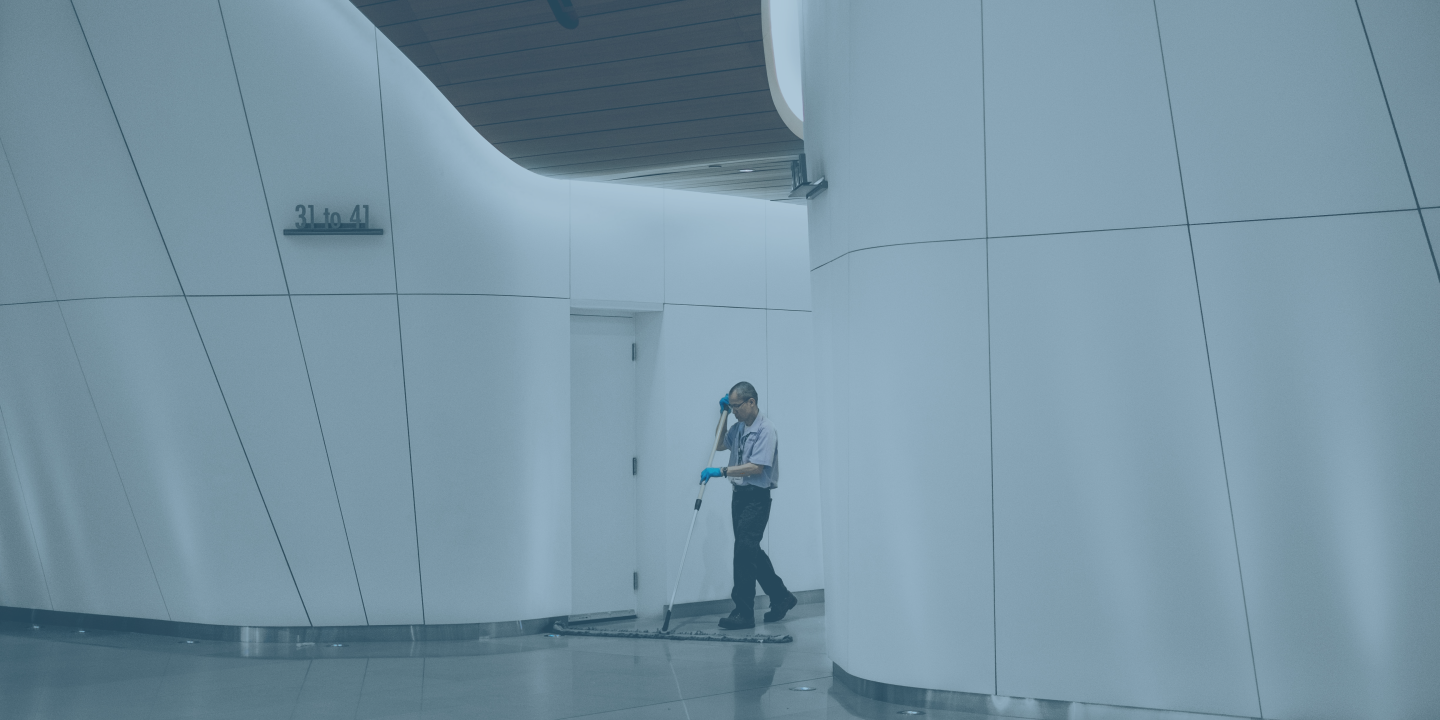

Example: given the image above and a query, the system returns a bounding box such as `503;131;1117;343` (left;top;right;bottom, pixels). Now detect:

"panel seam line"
0;136;58;611
805;207;1422;274
1353;0;1438;286
376;28;427;624
1153;2;1263;715
48;7;179;622
218;0;369;625
71;0;309;625
980;0;998;696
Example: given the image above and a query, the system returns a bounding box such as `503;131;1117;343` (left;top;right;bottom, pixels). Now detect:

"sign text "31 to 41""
282;204;384;235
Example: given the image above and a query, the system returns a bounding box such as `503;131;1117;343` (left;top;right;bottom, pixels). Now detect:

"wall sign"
282;204;384;235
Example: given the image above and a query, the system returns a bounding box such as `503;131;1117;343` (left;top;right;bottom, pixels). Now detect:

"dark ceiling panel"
465;72;771;132
440;42;765;108
536;141;801;177
426;16;759;85
513;127;799;170
355;0;802;200
358;0;522;29
495;112;787;157
381;0;674;50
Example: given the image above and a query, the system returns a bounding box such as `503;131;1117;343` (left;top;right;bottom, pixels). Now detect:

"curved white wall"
0;0;820;629
803;1;1440;719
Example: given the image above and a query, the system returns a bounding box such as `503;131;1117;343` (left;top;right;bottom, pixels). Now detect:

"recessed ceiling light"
789;686;816;691
738;169;754;173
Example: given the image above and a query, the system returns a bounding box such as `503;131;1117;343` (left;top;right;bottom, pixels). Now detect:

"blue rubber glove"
700;467;724;484
719;395;731;413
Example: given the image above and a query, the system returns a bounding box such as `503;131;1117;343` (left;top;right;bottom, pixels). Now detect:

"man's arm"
715;395;731;451
724;462;764;477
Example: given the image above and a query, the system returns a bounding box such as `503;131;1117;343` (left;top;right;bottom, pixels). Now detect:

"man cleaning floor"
700;382;798;630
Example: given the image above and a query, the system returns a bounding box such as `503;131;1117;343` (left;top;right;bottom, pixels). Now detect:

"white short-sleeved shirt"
722;412;779;489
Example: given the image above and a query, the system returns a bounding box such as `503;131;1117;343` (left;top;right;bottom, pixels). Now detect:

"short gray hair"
729;381;758;406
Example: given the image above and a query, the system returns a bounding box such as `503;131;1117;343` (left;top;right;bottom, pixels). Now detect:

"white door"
570;315;638;616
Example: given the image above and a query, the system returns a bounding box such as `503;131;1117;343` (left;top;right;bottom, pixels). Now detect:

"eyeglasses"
728;397;754;408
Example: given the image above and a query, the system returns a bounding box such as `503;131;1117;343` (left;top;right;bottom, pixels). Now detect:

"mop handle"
662;407;730;631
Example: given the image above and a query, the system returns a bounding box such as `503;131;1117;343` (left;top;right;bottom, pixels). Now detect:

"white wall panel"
664;191;766;308
762;310;823;594
808;257;850;666
0;303;167;618
379;39;568;298
189;296;366;626
0;147;53;306
0;0;179;300
60;297;307;626
655;304;768;608
221;0;395;295
847;0;984;250
765;203;811;311
1359;0;1440;208
984;1;1185;237
631;310;669;618
400;295;570;624
800;0;851;269
0;406;51;610
1156;0;1412;223
1193;211;1440;720
72;0;287;296
990;228;1258;717
291;295;422;625
570;182;664;305
846;241;992;694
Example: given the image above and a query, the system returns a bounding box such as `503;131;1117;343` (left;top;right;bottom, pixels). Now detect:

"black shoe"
718;612;755;630
763;593;798;623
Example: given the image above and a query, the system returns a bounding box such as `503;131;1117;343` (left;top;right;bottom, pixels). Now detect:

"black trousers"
730;484;792;616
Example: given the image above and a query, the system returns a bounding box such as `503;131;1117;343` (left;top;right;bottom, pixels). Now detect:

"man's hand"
701;467;725;484
719;395;731;413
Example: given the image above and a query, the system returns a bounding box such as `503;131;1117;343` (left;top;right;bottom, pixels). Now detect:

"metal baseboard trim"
668;588;823;620
567;609;637;625
831;663;1259;720
0;605;565;643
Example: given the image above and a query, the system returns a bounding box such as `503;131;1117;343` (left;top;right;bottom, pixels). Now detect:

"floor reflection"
731;640;784;719
0;604;1010;719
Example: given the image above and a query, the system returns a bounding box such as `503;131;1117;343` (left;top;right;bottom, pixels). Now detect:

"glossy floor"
2;605;993;719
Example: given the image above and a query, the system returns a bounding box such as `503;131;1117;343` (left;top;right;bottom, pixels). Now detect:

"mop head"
550;622;792;643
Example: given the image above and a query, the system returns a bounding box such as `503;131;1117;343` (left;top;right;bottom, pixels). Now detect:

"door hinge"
633;571;639;590
632;457;638;475
631;342;637;361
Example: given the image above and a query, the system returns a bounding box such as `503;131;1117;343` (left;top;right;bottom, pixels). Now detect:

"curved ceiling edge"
762;0;803;141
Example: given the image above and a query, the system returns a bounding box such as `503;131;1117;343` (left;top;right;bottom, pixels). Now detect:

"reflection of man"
731;642;784;719
700;381;797;630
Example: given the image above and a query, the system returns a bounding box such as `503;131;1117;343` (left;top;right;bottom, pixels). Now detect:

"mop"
551;405;793;644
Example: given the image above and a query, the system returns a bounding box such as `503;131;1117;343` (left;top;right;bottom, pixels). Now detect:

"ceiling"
352;0;805;200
